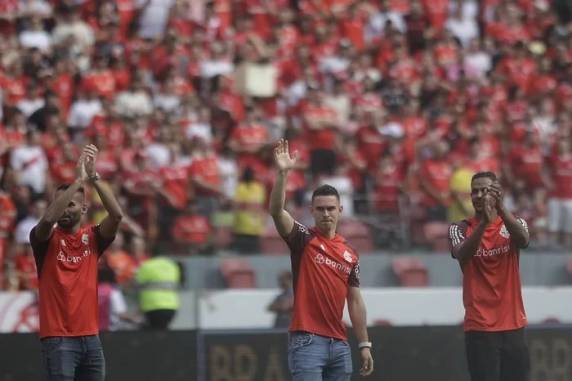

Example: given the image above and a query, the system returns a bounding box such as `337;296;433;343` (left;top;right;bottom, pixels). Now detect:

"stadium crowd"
0;0;572;290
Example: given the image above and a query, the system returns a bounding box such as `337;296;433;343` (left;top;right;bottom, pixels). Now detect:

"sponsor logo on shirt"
81;234;89;245
343;250;353;263
475;244;510;257
56;249;91;264
314;253;352;274
499;224;510;238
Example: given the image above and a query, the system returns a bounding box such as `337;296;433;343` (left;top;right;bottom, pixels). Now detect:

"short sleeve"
515;218;529;248
29;226;50;275
348;262;360;287
283;221;312;258
448;222;467;258
93;225;115;256
517;218;528;233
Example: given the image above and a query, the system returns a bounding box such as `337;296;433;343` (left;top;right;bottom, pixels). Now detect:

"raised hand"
483;193;496;225
489;180;504;212
76;150;89;182
82;144;99;179
273;139;297;172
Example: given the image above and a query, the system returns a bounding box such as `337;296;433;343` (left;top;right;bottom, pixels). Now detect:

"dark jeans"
465;328;530;381
144;309;176;330
41;335;105;381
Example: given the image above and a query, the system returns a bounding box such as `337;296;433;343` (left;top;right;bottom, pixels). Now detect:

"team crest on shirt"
500;224;510;238
343;250;353;263
82;234;89;245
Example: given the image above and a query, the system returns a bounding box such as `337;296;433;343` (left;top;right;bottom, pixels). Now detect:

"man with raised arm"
449;171;530;381
30;144;123;381
269;139;374;380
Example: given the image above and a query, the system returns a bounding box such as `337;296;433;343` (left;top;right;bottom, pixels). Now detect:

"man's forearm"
499;208;529;248
43;179;84;223
453;223;486;264
349;297;369;343
269;170;288;216
91;179;123;221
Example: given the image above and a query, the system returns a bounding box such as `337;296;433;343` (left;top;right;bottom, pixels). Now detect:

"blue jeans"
41;336;105;381
288;331;352;381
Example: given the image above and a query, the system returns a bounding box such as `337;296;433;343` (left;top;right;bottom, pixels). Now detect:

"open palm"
274;139;297;171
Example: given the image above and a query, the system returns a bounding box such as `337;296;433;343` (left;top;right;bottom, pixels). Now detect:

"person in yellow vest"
136;256;181;329
448;163;475;222
233;167;267;254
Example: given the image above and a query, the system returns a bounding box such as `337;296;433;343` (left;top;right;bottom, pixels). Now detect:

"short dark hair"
472;171;497;183
311;184;340;202
56;183;85;194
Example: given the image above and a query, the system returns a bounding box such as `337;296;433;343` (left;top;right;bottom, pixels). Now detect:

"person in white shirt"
10;129;48;195
51;6;94;53
67;90;102;131
19;16;51;52
14;199;47;245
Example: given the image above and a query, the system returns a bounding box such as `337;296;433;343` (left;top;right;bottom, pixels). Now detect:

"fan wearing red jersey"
30;145;123;381
269;139;374;380
449;171;530;381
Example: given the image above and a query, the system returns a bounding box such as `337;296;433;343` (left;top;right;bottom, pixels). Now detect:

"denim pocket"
289;333;313;351
41;337;63;352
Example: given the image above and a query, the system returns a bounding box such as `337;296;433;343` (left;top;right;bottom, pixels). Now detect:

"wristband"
88;173;100;182
358;341;372;349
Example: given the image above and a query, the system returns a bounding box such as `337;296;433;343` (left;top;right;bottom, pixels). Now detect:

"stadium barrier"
2;326;571;380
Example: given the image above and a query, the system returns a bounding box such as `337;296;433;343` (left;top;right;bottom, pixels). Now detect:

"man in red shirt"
269;139;374;380
30;144;123;381
449;171;530;381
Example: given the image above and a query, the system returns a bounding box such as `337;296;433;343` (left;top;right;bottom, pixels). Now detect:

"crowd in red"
0;0;571;290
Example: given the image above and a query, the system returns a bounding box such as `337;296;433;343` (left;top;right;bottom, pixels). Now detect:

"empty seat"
220;258;257;288
260;225;289;255
392;257;429;287
423;222;451;252
338;219;374;253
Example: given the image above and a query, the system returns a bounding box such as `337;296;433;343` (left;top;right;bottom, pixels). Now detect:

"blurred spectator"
419;141;452;222
232;167;266;254
0;0;569;260
136;255;181;330
13;198;46;245
98;265;141;331
171;201;212;255
10;129;48;196
448;162;474;222
267;270;294;329
545;137;572;249
106;232;139;287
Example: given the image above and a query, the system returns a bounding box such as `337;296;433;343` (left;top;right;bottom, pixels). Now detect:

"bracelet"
88;173;100;182
358;341;372;349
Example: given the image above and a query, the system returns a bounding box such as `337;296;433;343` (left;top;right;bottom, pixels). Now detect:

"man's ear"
81;204;88;215
339;205;343;213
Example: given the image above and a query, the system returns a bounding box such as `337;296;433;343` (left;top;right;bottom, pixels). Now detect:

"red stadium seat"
338;219;374;254
392;257;429;287
220;258;257;288
260;225;289;255
423;222;451;252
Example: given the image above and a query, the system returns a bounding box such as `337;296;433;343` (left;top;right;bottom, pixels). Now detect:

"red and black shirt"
283;221;360;340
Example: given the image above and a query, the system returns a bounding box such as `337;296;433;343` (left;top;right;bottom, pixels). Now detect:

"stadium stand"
0;0;570;291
